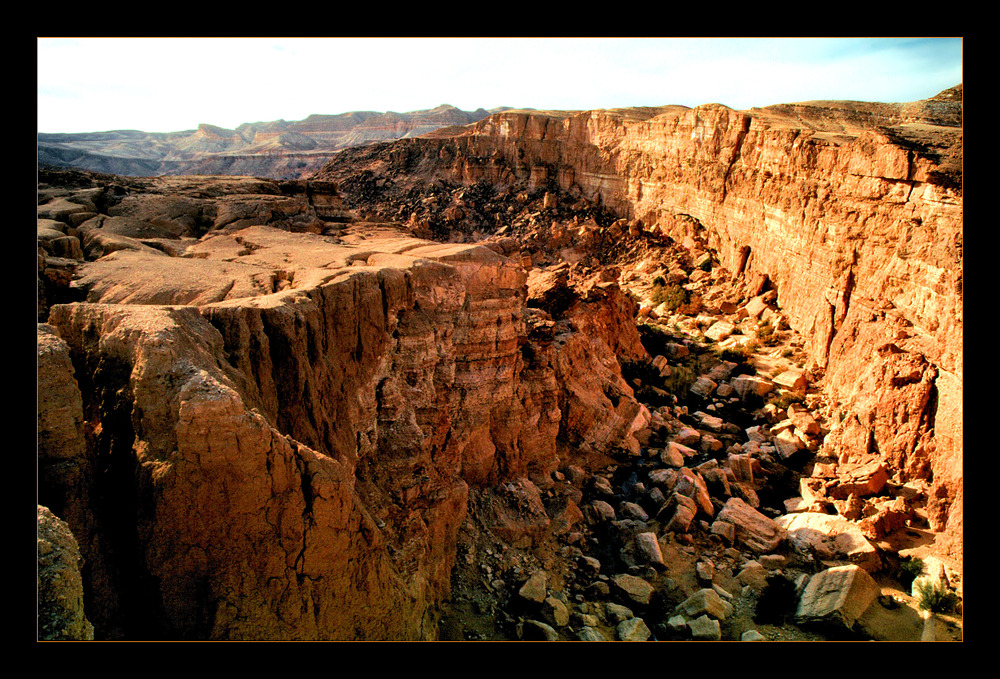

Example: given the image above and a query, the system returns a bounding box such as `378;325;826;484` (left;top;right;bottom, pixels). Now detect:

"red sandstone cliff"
315;86;963;560
36;170;649;639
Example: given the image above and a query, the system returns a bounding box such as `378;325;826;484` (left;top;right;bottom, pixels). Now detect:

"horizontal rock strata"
37;175;649;639
315;87;963;561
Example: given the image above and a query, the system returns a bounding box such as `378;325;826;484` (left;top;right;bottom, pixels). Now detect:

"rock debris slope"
36;86;962;641
314;85;963;563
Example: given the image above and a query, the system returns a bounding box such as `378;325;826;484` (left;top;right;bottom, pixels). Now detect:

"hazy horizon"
37;37;963;134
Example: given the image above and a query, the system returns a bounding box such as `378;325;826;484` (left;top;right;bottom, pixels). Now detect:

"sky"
37;37;963;134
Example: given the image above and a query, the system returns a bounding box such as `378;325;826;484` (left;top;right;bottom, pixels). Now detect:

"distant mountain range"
38;104;509;179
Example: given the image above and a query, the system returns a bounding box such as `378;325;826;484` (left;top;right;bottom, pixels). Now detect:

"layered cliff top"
37;105;505;179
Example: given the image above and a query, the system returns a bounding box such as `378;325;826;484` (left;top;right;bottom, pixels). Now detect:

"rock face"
37;505;94;640
314;86;963;560
36;173;648;640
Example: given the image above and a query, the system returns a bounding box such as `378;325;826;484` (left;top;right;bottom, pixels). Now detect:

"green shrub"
768;390;804;411
717;342;757;364
756;320;779;347
915;580;958;613
900;556;925;584
652;283;689;311
661;364;696;397
652;275;667;288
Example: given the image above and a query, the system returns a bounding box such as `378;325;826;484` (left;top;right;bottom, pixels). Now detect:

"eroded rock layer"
314;87;963;560
37;170;649;638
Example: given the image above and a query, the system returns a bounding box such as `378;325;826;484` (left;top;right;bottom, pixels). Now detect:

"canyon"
36;85;962;642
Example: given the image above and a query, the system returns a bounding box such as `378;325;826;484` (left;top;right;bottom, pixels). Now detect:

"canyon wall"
315;88;963;559
37;170;649;639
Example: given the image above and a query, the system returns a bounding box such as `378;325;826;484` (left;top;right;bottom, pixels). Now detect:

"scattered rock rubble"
439;225;963;642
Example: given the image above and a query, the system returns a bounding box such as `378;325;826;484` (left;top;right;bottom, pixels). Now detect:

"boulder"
660;444;686;467
693;410;724;432
665;440;697;462
543;595;570;627
786;403;820;435
827;460;890;499
674;588;729;621
743;296;769;319
674;426;702;446
648;468;678;489
732;375;774;399
588;500;617;524
634;532;665;568
773;369;809;392
795;565;880;631
518;570;548;603
605;602;634;623
577;627;607;641
688;614;722;641
690;376;718;398
664;495;698;534
675;469;714;517
704;321;735;342
776;512;882;572
617;616;652;641
736;560;769;591
612;574;655;606
521;619;559;641
709;519;735;544
713;497;786;553
620;501;649;522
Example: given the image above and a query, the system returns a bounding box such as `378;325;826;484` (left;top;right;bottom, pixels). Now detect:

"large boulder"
795;565;880;631
776;512;882;572
712;497;786;553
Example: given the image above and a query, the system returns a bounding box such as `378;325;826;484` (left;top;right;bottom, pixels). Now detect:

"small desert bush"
756;320;779;347
661;364;696;397
716;342;757;365
899;556;925;585
651;283;689;311
768;391;804;411
915;580;958;613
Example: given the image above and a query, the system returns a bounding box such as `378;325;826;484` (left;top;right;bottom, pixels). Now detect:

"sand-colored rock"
795;565;881;630
713;497;786;553
37;505;94;640
777;512;882;572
